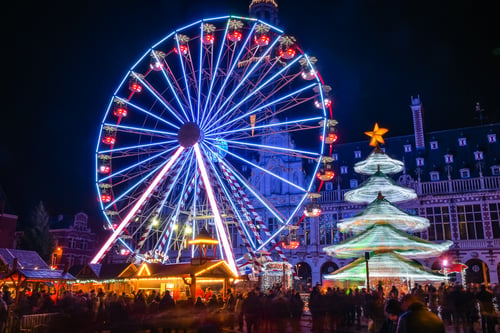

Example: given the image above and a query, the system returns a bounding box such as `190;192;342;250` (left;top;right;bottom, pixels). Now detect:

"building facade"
238;96;500;288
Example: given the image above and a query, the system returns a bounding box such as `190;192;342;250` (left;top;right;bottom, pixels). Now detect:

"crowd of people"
0;281;498;333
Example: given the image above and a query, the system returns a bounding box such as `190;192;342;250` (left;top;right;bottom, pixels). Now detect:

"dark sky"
4;0;499;225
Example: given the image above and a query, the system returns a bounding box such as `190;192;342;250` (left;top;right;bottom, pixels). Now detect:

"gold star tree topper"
365;123;388;147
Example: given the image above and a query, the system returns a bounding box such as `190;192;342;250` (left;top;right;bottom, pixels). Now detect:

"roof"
6;269;75;281
136;260;238;279
71;263;136;280
330;122;500;186
0;248;50;270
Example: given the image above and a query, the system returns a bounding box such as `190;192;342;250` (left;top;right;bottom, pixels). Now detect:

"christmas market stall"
0;248;75;303
68;262;138;294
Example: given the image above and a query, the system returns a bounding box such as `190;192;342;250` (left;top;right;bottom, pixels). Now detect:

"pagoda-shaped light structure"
188;227;219;265
323;123;451;288
338;192;430;233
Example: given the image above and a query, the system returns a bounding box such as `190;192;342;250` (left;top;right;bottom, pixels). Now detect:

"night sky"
4;0;499;227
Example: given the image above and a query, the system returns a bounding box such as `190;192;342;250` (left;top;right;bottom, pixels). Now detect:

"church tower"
249;0;279;26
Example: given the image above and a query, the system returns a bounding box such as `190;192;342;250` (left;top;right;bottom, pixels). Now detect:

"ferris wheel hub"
178;122;201;147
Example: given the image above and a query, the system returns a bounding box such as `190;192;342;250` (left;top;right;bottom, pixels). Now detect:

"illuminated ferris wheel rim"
93;15;331;271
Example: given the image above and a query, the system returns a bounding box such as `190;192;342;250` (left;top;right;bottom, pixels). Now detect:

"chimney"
410;95;425;149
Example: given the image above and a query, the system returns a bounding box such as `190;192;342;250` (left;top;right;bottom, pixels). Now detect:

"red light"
130;82;142;93
317;170;335;181
99;165;110;174
255;35;270;46
202;34;215;45
174;44;189;55
101;194;112;203
113;107;128;117
280;48;296;59
228;31;242;42
328;133;337;142
281;240;300;250
102;136;116;145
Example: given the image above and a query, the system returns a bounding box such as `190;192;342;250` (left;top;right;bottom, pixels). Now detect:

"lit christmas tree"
323;123;452;290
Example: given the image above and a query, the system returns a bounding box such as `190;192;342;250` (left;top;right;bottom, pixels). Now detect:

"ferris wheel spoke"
104;123;176;138
91;146;185;264
200;23;258;129
206;82;316;135
117;98;181;129
98;140;176;155
200;21;230;125
202;33;283;130
174;35;196;122
132;72;188;124
99;147;175;183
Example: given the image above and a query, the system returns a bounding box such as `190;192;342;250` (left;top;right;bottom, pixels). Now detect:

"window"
242;165;248;172
425;206;451;241
489;203;500;238
458;137;467;146
416;157;424;167
319;213;339;245
430;141;438;150
332;153;338;161
404;144;412;153
487;133;496;143
340;166;348;174
474;151;484;161
430;171;440;181
444;154;453;164
349;179;358;188
491;165;500;176
299;220;310;245
267;217;278;233
459;168;470;179
457;204;484;240
354;150;361;158
325;182;333;191
380;147;386;153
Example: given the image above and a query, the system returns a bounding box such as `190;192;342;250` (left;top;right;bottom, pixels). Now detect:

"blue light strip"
207;116;323;136
201;29;282;130
133;72;187;124
206;82;316;135
98;140;176;154
174;35;195;122
200;22;258;130
117;96;181;129
103;123;176;137
200;20;230;127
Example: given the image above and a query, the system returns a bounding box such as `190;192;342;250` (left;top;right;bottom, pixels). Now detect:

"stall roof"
136;260;238;279
71;263;137;280
0;248;50;270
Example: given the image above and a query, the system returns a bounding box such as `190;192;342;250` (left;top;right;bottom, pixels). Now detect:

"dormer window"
487;133;496;143
430;171;440;181
460;168;470;179
474;151;484;161
340;166;348;174
491;165;500;176
416;157;424;167
458;137;467;146
349;179;358;188
444;154;454;164
404;144;412;153
332;153;338;161
354;150;362;159
430;141;438;150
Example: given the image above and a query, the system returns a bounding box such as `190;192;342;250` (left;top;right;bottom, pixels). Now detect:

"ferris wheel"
91;16;332;274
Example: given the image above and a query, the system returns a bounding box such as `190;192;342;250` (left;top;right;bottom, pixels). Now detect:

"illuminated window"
354;150;362;158
430;171;440;181
325;182;333;191
319;213;339;245
474;151;484;161
459;168;470;179
458;137;467;146
487;133;496;143
444;154;453;164
430;141;438;150
489;203;500;238
340;166;348;174
416;157;424;166
425;206;451;241
349;179;358;188
458;204;484;240
404;144;412;153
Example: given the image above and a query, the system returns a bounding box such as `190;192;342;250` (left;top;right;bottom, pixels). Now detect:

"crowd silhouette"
0;281;498;333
